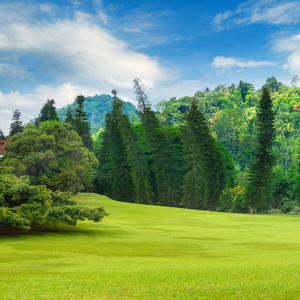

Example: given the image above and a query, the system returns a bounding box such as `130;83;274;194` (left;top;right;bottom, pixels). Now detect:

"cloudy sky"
0;0;300;134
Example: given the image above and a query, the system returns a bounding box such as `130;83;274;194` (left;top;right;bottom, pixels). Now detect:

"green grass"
1;193;300;299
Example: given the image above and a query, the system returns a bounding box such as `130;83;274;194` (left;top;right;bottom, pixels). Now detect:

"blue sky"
0;0;300;133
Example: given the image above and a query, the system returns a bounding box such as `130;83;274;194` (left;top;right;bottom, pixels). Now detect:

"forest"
1;76;300;230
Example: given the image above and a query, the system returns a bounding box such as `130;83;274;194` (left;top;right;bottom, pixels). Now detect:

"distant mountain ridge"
57;94;138;134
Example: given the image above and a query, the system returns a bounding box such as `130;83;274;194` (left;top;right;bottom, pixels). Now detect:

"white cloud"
273;33;300;76
212;56;276;70
212;0;300;31
0;83;101;135
124;28;142;33
0;3;172;92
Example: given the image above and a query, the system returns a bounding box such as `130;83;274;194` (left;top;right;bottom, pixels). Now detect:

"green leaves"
0;170;108;230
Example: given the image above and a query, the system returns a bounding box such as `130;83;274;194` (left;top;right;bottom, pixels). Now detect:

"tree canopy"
2;121;98;194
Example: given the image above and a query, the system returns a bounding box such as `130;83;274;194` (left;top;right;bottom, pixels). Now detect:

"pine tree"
0;129;5;139
134;78;182;206
105;96;135;202
10;109;24;136
37;99;59;123
245;87;276;214
181;99;227;210
73;95;93;150
118;112;154;204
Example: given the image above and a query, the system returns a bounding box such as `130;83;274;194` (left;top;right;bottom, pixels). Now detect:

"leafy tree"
10;109;24;136
245;88;276;214
265;76;282;93
37;99;59;123
238;81;254;103
0;167;107;231
73;95;93;150
2;121;98;194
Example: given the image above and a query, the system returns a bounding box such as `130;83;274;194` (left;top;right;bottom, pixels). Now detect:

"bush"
281;198;299;213
292;206;300;215
268;208;284;214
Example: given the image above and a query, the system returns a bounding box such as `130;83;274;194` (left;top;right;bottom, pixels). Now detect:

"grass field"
1;193;300;299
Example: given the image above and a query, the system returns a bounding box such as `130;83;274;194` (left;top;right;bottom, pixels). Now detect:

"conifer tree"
181;99;226;210
117;110;154;204
0;129;5;139
10;109;24;136
65;107;74;125
245;87;276;213
73;95;93;150
134;78;182;206
37;99;59;123
101;92;135;202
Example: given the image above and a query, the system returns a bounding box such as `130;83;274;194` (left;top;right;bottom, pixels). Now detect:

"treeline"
148;76;300;213
2;75;300;223
93;79;280;214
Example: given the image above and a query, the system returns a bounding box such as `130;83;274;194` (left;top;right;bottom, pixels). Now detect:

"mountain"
57;94;138;134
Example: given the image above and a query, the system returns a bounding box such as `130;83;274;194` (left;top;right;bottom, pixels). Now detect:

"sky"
1;0;300;134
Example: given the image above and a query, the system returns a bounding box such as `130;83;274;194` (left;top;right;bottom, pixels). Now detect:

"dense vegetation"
95;77;300;214
0;117;107;230
57;94;138;134
2;76;300;231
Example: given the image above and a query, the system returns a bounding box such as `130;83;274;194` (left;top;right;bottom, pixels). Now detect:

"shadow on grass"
0;224;128;239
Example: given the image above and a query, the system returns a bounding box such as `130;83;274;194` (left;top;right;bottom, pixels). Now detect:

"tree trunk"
250;207;254;215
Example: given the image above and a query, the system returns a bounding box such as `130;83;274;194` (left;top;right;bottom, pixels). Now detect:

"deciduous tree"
3;121;98;194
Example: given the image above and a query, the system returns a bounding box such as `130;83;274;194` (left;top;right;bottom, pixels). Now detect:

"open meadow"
1;193;300;299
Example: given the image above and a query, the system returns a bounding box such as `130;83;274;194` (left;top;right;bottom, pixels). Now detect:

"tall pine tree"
99;93;135;202
10;109;24;136
181;99;226;210
134;78;182;206
73;95;93;150
245;87;276;214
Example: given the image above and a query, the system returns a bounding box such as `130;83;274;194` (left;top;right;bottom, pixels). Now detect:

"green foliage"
10;109;24;136
181;99;227;210
118;112;154;205
96;95;136;202
2;121;98;194
245;88;276;213
57;94;138;134
0;170;107;230
0;129;5;139
218;185;247;213
73;95;93;150
37;99;59;123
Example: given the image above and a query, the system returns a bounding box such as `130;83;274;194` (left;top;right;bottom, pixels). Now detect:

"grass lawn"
1;193;300;299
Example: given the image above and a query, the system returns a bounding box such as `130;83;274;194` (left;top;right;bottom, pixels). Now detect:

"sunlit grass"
1;193;300;299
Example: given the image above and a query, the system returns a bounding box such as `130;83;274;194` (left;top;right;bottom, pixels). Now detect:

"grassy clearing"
1;193;300;299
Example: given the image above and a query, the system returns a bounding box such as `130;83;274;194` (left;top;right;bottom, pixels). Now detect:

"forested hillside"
57;94;138;134
94;77;300;214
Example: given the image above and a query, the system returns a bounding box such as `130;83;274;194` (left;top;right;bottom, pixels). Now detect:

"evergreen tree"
73;95;93;150
10;109;24;136
37;99;59;123
181;99;227;210
104;96;135;202
245;87;276;214
0;129;5;139
134;78;182;206
118;110;154;204
180;123;204;209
